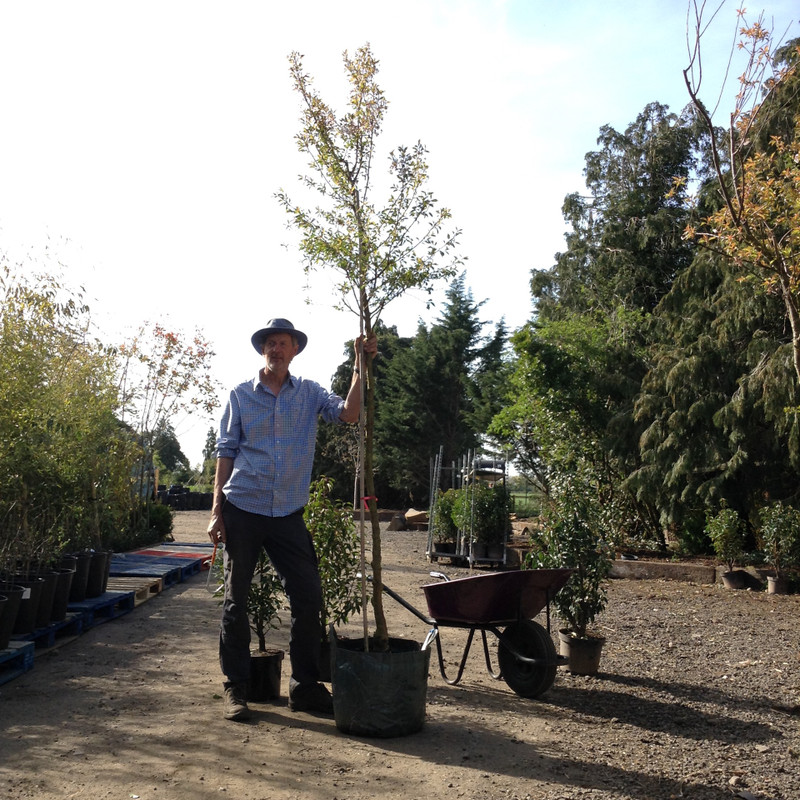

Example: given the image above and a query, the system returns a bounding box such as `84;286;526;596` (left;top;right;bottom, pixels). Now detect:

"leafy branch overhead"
276;45;462;328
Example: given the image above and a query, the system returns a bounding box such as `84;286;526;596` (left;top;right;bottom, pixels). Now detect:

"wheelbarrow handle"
357;571;436;626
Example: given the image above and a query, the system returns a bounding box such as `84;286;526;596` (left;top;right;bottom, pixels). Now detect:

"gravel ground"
538;578;800;800
0;512;798;800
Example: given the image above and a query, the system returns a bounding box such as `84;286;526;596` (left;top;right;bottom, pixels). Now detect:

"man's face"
263;333;299;372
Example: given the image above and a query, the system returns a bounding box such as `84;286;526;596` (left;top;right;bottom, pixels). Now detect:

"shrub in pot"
453;483;510;559
756;501;800;594
430;489;459;554
705;503;748;588
525;490;611;675
246;551;286;701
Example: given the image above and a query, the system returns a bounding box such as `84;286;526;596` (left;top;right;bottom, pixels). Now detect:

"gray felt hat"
250;318;308;354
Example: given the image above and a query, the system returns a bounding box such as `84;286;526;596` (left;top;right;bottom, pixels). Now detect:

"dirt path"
1;511;798;800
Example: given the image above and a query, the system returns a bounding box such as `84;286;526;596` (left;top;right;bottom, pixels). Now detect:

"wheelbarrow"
376;568;573;698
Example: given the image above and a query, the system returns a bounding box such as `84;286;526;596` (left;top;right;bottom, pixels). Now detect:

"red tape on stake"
361;495;377;509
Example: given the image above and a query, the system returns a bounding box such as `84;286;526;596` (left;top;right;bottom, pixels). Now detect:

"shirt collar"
252;372;297;393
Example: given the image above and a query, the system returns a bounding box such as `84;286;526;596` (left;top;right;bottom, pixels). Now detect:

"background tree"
494;102;701;547
313;322;408;507
152;421;191;474
375;273;509;503
197;426;218;491
277;44;461;648
117;322;219;527
684;5;800;380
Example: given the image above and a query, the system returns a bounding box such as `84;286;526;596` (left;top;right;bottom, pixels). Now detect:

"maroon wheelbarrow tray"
376;568;573;698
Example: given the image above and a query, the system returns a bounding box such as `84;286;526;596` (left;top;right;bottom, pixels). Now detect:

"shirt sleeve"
316;382;346;424
215;389;242;459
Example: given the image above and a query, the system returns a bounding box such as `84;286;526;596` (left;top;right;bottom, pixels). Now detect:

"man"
207;318;376;722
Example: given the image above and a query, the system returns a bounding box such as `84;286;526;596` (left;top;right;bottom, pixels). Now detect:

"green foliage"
247;551;285;652
705;504;745;572
452;483;510;545
509;494;541;519
375;275;508;503
304;477;362;635
313;322;405;504
105;520;163;554
430;489;459;544
525;489;611;639
147;502;174;537
0;261;142;566
277;46;461;330
152;421;191;472
757;502;800;577
631;248;797;540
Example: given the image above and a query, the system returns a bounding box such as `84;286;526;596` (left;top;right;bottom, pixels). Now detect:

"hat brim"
251;327;308;355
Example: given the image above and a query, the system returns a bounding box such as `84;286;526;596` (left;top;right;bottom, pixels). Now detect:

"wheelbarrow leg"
434;626;477;686
480;628;503;680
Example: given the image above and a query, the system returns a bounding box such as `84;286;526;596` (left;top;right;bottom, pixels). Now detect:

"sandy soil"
1;510;798;800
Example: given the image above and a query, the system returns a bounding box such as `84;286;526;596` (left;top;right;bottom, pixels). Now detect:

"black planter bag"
330;628;430;738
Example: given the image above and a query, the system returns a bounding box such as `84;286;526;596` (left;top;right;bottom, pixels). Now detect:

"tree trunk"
779;270;800;384
362;327;389;651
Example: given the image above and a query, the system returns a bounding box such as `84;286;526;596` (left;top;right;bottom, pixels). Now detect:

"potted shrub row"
430;483;511;561
706;500;800;593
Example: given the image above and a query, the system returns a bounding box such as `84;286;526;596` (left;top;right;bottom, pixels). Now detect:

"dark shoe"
223;682;251;721
288;681;333;715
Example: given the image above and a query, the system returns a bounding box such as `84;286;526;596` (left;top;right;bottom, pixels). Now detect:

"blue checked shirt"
215;373;345;517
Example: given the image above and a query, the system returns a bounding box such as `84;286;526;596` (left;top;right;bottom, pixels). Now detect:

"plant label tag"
22;587;31;600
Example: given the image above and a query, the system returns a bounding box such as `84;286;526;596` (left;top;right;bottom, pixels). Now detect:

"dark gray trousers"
219;500;322;687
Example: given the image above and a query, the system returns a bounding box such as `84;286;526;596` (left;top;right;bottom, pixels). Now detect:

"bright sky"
1;1;798;465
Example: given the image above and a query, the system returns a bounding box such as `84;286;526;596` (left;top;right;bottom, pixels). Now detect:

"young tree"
277;44;461;649
117;323;219;526
313;322;408;507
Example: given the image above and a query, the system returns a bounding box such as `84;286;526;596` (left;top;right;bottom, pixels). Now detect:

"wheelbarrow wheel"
497;620;557;698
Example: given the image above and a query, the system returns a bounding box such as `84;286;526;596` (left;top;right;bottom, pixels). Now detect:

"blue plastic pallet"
0;641;35;686
159;541;214;550
18;613;84;649
109;554;182;587
68;590;135;628
128;553;204;580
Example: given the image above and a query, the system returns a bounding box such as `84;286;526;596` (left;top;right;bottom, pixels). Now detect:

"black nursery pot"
0;587;24;649
249;648;284;702
85;550;110;598
66;552;92;602
33;570;60;630
12;576;45;635
50;566;76;623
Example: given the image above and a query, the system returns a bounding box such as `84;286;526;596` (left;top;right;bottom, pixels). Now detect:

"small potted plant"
526;490;611;675
757;501;800;594
705;502;749;589
429;488;459;557
453;483;510;562
478;483;511;562
246;551;286;701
